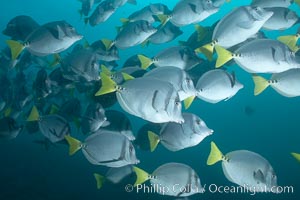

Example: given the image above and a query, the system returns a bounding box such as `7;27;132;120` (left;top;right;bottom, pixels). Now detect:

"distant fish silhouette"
244;105;255;116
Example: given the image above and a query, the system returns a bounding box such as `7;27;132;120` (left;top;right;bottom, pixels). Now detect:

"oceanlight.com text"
125;183;294;196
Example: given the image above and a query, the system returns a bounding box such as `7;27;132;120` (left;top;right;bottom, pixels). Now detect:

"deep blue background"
1;0;300;199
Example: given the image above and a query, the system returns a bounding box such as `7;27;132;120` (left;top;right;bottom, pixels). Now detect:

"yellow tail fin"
27;106;40;121
155;14;169;26
64;135;82;156
101;39;113;50
148;131;160;152
207;141;224;165
137;55;153;70
184;95;195;110
6;40;25;60
291;152;300;163
121;72;135;81
194;25;207;42
215;45;233;68
252;75;269;96
277;35;300;52
294;0;300;7
133;167;149;186
197;42;214;61
49;54;61;68
95;73;117;96
49;104;59;114
101;65;112;76
94;173;106;189
4;107;12;117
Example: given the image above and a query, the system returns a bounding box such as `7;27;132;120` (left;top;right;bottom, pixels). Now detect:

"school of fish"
1;0;300;198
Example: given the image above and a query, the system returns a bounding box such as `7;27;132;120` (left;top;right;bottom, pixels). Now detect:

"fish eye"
196;120;201;125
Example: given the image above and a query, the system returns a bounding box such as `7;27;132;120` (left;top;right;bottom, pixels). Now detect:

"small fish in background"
251;0;300;8
214;39;300;73
207;141;278;193
60;44;100;82
78;0;103;17
48;67;75;95
109;0;137;8
138;46;203;70
99;110;135;140
102;20;157;49
6;20;82;60
119;3;170;25
65;131;139;167
33;69;52;99
90;40;120;62
144;22;183;46
0;117;23;140
252;69;300;97
134;122;162;151
27;106;71;143
2;15;40;41
94;165;134;189
198;6;273;60
81;102;108;134
262;7;300;31
84;1;116;26
179;23;217;50
95;73;184;124
148;113;213;152
196;69;243;103
157;0;227;27
244;105;255;116
58;98;82;122
133;163;204;197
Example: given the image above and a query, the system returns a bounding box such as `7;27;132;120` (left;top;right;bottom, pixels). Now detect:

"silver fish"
6;21;82;60
81;102;108;134
215;39;300;73
199;6;273;60
253;69;300;96
166;0;223;27
133;163;204;197
65;131;139;167
196;69;243;103
95;74;184;124
85;1;116;26
138;46;203;70
208;142;278;193
148;113;213;152
263;7;299;30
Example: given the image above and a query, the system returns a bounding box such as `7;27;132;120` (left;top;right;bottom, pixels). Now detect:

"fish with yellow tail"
133;163;204;197
148;113;213;152
215;39;300;73
64;132;139;168
252;69;300;96
197;6;273;60
95;73;184;124
207;141;278;193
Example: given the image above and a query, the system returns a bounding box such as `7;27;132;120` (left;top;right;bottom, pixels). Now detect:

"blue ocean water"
0;0;300;200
